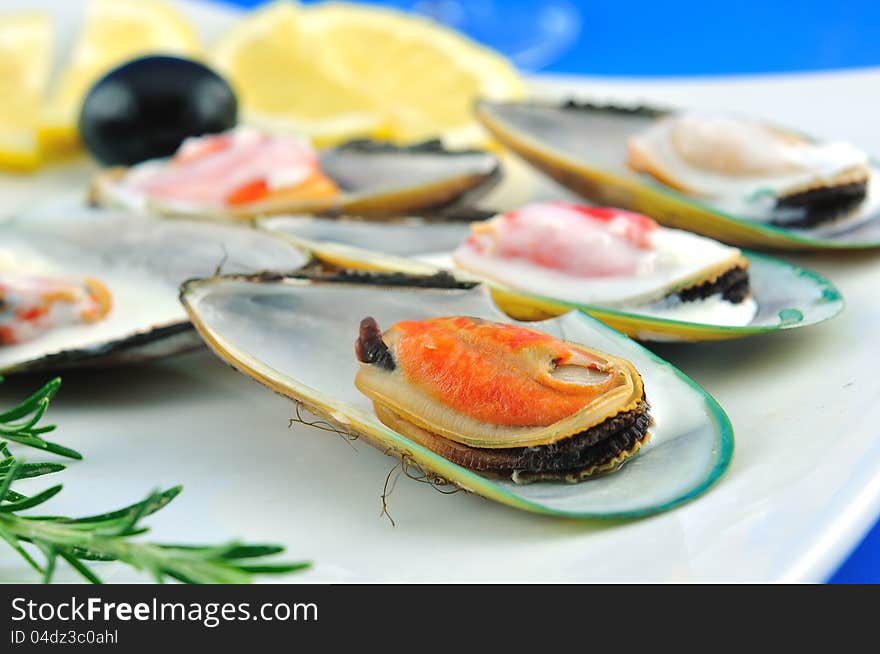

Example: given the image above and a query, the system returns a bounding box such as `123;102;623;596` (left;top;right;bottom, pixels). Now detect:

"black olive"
79;55;238;166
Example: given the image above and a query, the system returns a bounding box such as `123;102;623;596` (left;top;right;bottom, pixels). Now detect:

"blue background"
219;0;880;583
223;0;880;75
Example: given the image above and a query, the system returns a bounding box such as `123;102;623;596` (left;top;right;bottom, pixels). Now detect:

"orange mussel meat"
392;317;620;428
355;315;651;482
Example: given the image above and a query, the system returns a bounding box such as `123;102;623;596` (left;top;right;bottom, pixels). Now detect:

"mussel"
259;211;843;342
180;272;734;517
626;111;870;228
0;206;309;374
0;270;112;345
476;100;880;249
89;127;501;220
451;202;755;326
355;315;650;482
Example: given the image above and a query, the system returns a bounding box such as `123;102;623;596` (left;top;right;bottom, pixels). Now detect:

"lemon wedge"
211;1;384;146
211;1;525;146
40;0;202;154
0;12;52;171
303;2;526;143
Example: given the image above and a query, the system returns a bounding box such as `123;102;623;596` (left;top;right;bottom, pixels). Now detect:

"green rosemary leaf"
0;461;66;479
57;549;104;584
68;546;118;561
0;458;20;504
14;398;50;431
0;485;63;512
115;489;160;536
0;377;79;460
58;486;181;526
0;378;60;422
116;527;150;538
0;434;81;460
30;425;58;436
235;562;312;574
213;544;286;560
38;543;57;585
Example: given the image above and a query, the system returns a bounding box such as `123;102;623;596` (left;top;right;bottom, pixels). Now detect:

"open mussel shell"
180;272;733;518
91;139;501;220
259;216;843;342
476;100;880;250
0;207;309;374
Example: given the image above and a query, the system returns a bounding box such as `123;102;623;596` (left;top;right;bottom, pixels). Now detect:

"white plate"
1;0;879;582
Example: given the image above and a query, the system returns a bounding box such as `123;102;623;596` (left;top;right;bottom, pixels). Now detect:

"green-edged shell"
180;272;734;518
475;100;880;251
258;216;844;342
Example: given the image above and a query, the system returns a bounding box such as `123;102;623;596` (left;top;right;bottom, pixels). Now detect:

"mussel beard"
373;398;652;484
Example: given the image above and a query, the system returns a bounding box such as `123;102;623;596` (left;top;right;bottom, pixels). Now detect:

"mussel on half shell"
180;271;734;518
475;99;880;249
450;202;755;326
0;206;309;374
354;315;651;482
258;212;843;342
626;111;871;228
90;127;502;220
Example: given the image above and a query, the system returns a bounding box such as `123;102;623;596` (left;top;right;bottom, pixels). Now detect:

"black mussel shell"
79;55;237;166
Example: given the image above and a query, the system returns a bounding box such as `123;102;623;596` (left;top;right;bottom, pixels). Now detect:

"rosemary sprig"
0;377;80;459
0;377;309;584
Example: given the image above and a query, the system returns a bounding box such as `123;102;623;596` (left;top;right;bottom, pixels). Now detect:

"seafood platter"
2;0;879;581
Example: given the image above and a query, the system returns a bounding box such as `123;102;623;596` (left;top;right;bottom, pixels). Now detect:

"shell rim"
179;273;735;520
476;99;880;251
0;319;194;375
